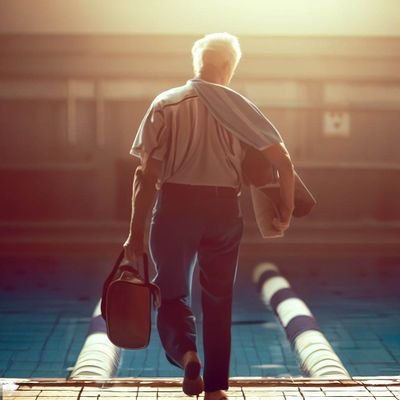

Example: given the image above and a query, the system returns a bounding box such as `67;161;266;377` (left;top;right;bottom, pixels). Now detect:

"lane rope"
253;262;350;378
69;299;121;379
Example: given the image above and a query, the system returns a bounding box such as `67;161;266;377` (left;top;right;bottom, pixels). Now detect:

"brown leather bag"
101;251;160;349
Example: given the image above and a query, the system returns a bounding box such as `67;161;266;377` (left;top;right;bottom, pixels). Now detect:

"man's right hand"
272;204;293;232
262;143;295;233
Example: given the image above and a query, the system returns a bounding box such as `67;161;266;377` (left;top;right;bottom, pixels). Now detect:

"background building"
0;0;399;254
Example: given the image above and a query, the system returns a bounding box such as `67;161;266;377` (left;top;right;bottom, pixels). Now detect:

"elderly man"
124;33;295;400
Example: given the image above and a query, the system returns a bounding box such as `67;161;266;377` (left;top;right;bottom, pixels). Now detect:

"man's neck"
197;72;229;86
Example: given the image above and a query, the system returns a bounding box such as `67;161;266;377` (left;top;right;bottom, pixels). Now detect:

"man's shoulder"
152;83;196;110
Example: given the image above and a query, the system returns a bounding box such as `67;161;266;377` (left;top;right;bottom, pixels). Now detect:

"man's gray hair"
192;32;242;76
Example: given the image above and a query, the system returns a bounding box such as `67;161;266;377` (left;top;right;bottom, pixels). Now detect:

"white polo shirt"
130;81;245;189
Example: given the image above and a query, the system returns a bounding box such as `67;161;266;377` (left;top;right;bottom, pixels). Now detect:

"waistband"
160;183;240;198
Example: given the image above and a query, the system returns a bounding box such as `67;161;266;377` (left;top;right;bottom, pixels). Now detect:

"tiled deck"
1;377;400;399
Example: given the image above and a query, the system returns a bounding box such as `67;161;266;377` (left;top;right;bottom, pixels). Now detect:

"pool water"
0;253;399;378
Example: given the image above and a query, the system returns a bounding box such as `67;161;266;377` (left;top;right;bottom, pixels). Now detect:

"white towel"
189;78;283;150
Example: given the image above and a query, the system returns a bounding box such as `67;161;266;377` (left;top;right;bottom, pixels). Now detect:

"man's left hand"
123;232;145;265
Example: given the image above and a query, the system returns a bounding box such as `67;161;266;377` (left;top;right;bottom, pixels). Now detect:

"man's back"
131;82;245;189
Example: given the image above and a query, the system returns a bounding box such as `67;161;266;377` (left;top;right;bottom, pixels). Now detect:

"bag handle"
142;253;150;284
111;249;125;277
118;249;150;283
119;250;161;308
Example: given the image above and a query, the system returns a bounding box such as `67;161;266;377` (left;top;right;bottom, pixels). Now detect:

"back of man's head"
192;33;242;79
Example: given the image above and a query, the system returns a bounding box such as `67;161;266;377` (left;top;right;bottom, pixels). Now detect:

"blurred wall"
1;0;400;36
0;34;400;226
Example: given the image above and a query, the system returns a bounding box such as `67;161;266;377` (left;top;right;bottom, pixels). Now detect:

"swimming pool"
0;253;399;378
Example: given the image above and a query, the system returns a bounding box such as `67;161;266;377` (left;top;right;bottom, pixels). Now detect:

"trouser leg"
198;216;243;391
156;296;197;367
149;194;200;368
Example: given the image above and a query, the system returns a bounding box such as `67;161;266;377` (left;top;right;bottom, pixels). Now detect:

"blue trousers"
149;184;243;391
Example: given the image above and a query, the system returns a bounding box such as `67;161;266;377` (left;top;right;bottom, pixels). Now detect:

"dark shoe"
182;351;204;396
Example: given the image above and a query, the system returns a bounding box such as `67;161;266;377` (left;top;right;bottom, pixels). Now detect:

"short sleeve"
130;102;167;161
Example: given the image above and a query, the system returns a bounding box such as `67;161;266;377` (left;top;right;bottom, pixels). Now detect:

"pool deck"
1;220;400;257
1;377;400;399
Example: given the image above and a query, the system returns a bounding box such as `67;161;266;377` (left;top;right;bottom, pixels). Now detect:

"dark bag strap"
142;253;150;284
101;249;125;320
112;249;125;276
102;249;125;300
112;250;149;281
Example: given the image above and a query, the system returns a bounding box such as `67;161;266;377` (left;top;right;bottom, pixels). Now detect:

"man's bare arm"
124;156;162;259
261;143;295;230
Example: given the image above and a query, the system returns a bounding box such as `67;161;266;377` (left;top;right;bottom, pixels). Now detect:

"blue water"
0;253;399;378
